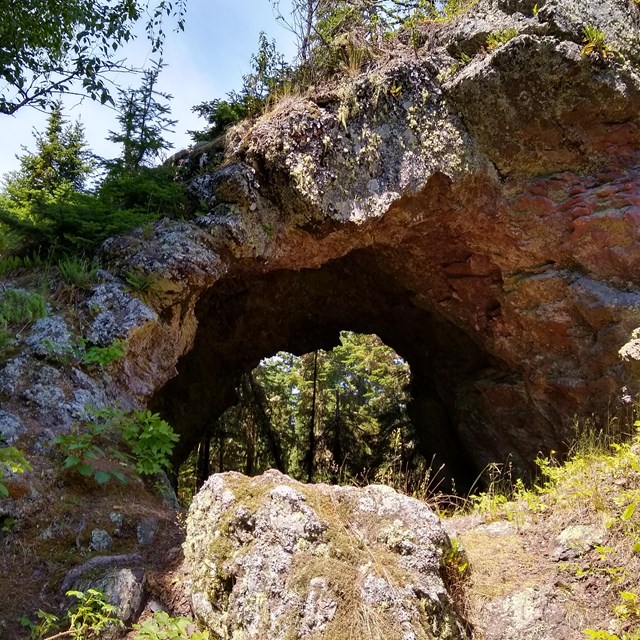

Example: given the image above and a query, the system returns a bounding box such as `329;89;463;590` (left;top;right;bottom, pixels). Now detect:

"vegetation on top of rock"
0;68;194;257
581;24;615;59
454;419;640;637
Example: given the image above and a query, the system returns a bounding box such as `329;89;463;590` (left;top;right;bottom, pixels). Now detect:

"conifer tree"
4;103;92;208
107;61;176;172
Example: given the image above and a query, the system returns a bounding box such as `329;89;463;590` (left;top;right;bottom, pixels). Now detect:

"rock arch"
96;0;640;488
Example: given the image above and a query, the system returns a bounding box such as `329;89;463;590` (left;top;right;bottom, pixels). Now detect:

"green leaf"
94;470;111;485
622;502;636;522
64;455;81;468
0;483;8;497
77;463;94;477
111;470;126;484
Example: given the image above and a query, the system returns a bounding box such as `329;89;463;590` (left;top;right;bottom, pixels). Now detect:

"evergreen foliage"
189;33;290;142
0;76;189;256
181;332;424;501
106;61;177;171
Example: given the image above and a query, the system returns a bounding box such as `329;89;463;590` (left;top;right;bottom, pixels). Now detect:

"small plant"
584;591;640;639
41;336;127;367
133;610;210;639
119;409;179;475
82;339;127;367
53;406;178;485
581;25;614;59
0;289;47;325
57;256;99;290
52;420;127;486
0;446;31;497
125;269;157;298
486;27;519;51
21;589;123;640
0;255;24;276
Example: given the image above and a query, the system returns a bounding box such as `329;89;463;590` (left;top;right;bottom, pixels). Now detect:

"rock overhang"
8;0;640;489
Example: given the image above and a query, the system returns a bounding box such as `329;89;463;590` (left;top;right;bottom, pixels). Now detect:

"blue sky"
0;0;296;178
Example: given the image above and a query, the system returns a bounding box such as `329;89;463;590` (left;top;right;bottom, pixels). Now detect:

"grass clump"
57;256;99;290
486;27;519;51
581;24;614;59
0;289;47;325
53;406;178;486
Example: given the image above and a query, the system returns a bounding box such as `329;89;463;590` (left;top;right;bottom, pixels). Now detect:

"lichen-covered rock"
184;471;467;640
71;565;146;625
0;410;24;444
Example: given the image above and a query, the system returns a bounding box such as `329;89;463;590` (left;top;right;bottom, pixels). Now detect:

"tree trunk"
306;350;319;483
196;429;211;490
246;373;287;473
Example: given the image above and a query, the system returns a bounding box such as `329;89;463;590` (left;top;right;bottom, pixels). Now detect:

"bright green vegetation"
581;24;614;59
133;611;210;639
486;27;519;51
24;595;209;640
0;446;31;498
40;336;127;368
0;289;47;324
53;406;178;486
21;589;123;640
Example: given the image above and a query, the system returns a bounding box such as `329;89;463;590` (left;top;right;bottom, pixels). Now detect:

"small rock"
84;284;157;346
552;524;607;561
72;566;146;625
110;512;124;536
137;517;159;546
25;316;72;359
91;529;113;552
0;410;24;444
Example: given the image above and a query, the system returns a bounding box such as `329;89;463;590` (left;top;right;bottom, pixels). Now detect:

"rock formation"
103;0;640;482
3;0;640;635
184;470;468;640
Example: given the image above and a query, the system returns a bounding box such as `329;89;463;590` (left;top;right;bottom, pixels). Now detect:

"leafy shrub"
21;589;123;640
53;406;178;485
0;446;31;497
120;409;179;475
41;336;127;367
98;165;190;220
81;339;127;367
133;611;210;639
52;420;127;486
0;289;47;324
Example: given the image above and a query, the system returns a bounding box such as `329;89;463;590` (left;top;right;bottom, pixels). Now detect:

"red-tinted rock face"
93;1;640;485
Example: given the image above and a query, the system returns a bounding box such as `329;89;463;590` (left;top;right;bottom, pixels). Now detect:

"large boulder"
183;471;467;640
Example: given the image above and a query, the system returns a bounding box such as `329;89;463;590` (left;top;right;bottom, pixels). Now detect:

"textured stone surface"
133;1;640;483
71;565;146;624
3;0;640;635
0;410;24;444
184;470;467;640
